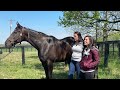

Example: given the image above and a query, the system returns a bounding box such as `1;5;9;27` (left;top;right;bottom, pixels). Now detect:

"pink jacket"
80;47;100;71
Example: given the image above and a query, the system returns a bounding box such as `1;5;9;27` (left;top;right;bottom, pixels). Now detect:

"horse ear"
16;22;22;28
16;22;19;25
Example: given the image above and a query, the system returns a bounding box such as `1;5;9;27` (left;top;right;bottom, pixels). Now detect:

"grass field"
0;48;120;79
0;51;68;79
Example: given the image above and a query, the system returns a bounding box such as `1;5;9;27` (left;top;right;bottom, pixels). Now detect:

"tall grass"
98;56;120;79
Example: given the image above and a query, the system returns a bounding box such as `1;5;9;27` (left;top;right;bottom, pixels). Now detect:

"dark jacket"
80;47;100;71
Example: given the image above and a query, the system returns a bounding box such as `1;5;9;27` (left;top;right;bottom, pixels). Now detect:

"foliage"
58;11;120;42
97;31;120;42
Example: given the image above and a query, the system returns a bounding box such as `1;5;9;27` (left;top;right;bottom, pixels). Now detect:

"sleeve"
86;49;100;69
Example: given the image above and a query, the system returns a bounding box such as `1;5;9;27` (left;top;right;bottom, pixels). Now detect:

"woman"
80;35;100;79
68;31;83;79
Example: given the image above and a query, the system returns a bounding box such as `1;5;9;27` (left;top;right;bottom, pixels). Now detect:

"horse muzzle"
5;40;15;48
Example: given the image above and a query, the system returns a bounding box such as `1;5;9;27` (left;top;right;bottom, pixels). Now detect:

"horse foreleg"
42;60;53;79
47;60;53;79
41;61;49;79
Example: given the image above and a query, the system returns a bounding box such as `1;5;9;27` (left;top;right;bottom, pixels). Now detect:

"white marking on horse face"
20;33;22;36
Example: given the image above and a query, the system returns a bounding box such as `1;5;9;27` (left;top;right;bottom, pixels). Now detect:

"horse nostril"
12;43;14;46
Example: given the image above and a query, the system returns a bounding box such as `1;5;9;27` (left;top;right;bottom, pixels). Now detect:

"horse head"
61;36;75;47
5;22;25;48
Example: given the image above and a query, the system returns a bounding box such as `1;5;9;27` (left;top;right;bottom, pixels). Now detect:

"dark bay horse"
5;23;74;79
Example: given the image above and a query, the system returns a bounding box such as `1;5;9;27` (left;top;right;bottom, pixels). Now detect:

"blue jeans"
68;60;80;79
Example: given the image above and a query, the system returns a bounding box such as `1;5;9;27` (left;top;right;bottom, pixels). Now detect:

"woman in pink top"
79;35;100;79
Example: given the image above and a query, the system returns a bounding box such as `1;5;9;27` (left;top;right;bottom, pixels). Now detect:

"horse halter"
13;30;23;45
8;27;30;47
9;28;23;46
18;27;27;44
19;27;30;43
19;31;23;44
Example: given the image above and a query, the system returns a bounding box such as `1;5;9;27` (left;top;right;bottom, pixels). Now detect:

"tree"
58;11;120;42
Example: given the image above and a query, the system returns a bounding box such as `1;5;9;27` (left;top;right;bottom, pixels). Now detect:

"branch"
108;29;120;31
97;19;120;23
109;20;120;23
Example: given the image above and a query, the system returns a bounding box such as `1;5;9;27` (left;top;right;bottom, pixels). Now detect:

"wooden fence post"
113;42;114;56
0;48;2;54
101;44;103;56
118;41;120;60
97;43;99;49
21;46;25;65
9;48;11;53
104;42;109;67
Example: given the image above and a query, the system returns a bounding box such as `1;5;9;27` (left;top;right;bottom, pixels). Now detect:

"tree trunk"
103;11;108;42
96;22;98;42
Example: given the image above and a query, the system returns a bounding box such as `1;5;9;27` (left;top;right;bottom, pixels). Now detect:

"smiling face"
84;36;90;46
84;35;95;49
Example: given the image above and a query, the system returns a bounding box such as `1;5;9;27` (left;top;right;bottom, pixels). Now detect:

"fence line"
1;40;120;67
0;45;36;65
97;40;120;67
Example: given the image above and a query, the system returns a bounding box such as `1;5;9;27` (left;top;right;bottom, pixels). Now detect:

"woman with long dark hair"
68;31;83;79
80;35;100;79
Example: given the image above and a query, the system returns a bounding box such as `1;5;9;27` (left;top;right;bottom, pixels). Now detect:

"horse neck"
23;29;44;50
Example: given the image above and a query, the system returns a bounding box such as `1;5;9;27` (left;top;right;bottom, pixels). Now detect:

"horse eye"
14;31;17;34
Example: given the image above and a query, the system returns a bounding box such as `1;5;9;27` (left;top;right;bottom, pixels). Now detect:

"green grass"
0;51;68;79
0;50;120;79
98;56;120;79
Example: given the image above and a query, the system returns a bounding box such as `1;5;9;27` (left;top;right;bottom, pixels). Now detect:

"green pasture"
0;47;120;79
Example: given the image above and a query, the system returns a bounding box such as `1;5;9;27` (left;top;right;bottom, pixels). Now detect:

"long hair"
83;35;96;49
74;31;83;43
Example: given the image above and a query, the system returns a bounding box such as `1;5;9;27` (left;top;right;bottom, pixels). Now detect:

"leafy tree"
58;11;120;42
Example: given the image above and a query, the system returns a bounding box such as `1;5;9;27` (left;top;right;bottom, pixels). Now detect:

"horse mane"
24;27;47;36
24;27;59;41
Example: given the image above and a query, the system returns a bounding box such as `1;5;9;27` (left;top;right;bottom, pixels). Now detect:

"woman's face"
84;37;90;46
74;33;79;41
